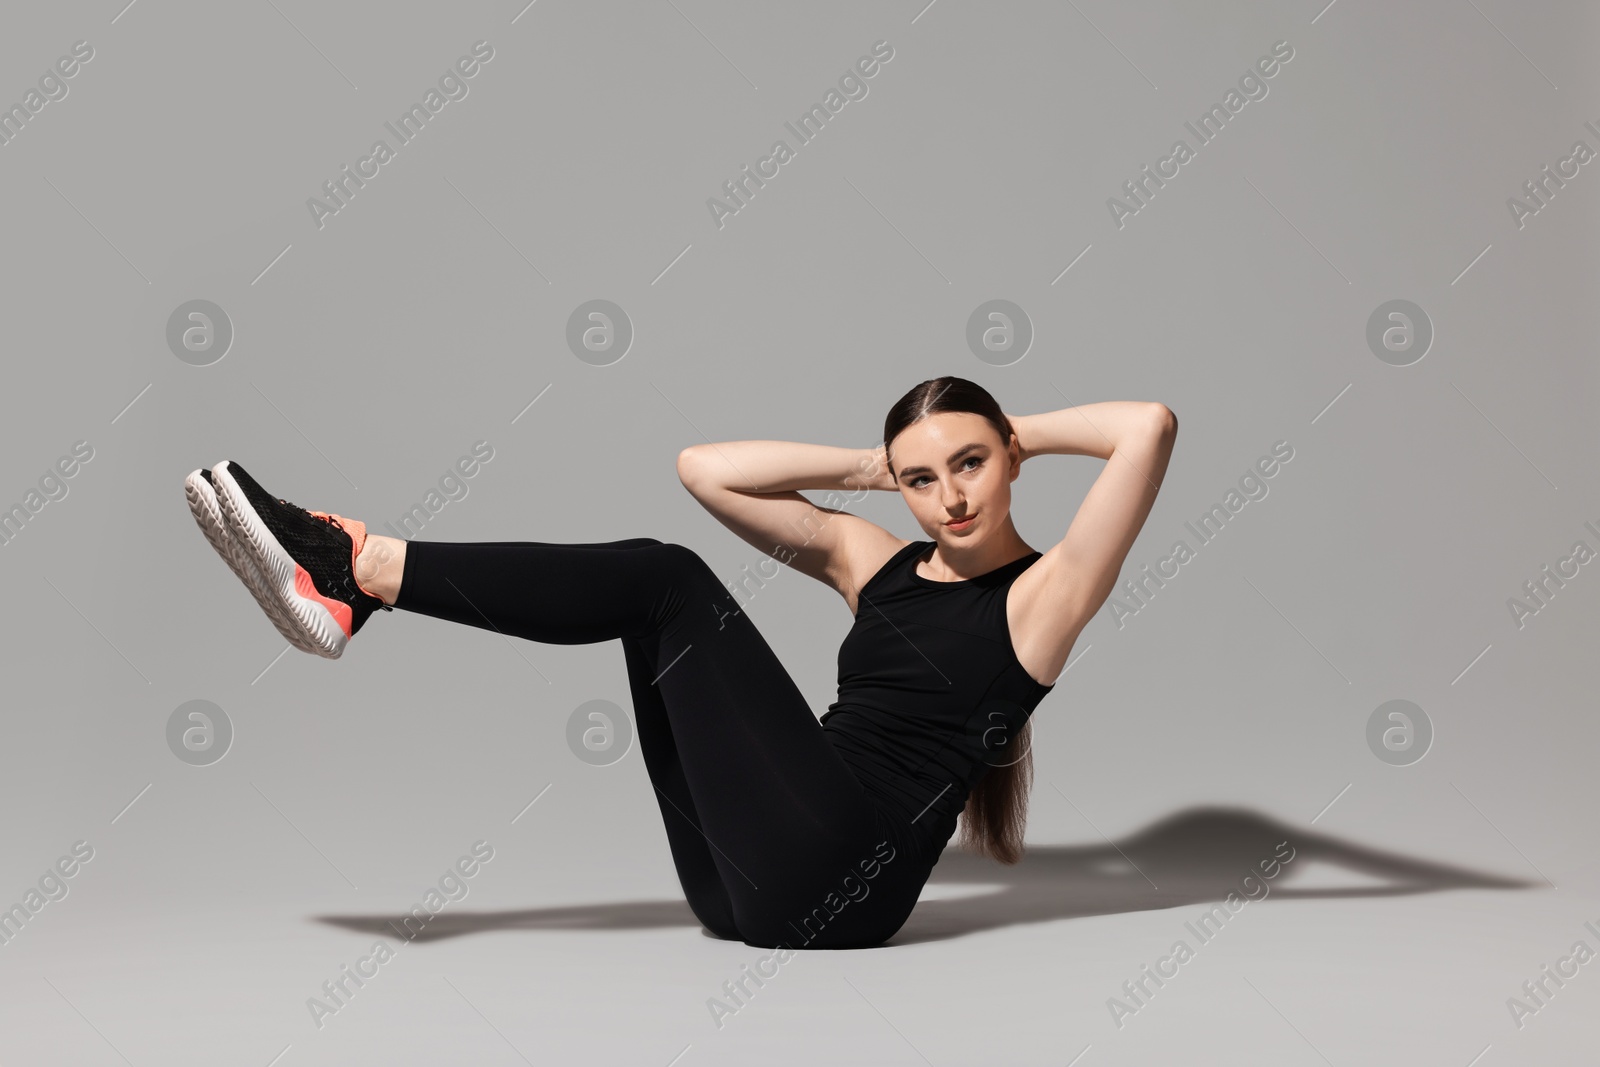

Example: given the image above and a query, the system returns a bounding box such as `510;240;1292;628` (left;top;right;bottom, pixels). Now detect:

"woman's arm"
1007;402;1164;463
675;440;902;601
677;440;894;496
1009;402;1177;680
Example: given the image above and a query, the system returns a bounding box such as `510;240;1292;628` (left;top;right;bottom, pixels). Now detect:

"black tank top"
820;539;1056;852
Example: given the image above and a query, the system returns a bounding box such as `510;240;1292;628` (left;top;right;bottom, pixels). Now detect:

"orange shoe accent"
308;511;382;601
294;564;354;638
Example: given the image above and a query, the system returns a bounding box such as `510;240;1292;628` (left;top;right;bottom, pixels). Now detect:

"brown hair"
882;375;1032;865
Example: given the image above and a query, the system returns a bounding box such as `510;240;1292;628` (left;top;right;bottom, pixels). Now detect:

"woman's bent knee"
658;542;719;583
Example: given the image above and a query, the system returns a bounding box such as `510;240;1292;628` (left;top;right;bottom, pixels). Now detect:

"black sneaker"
211;460;392;659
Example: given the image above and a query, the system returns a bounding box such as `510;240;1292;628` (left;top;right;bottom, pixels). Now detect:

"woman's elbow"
1148;404;1177;438
676;446;705;485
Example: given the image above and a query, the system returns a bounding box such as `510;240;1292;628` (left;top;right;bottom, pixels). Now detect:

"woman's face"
889;412;1019;542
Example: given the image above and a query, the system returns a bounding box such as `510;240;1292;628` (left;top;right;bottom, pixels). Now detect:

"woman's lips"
947;514;976;530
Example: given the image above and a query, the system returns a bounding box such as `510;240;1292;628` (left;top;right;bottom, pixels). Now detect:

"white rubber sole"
210;460;350;660
185;468;318;654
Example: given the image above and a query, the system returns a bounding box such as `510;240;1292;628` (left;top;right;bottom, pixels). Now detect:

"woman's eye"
913;458;981;488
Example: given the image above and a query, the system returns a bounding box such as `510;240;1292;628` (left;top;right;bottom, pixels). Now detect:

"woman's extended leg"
377;535;744;938
390;537;919;947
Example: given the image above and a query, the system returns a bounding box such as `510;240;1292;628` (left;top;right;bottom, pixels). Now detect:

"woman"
183;376;1176;949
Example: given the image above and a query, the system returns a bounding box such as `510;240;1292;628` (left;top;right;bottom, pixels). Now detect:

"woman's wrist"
1013;402;1158;460
1005;413;1032;463
853;445;895;492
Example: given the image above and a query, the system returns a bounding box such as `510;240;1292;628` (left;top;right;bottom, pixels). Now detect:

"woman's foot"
184;467;319;654
208;460;393;659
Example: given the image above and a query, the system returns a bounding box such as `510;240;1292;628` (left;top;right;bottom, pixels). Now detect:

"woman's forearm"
1011;402;1172;462
678;440;891;494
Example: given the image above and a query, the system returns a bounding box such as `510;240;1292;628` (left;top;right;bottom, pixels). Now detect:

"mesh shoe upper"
223;461;392;635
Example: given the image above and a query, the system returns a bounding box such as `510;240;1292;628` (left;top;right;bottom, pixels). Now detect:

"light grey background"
1;0;1595;1063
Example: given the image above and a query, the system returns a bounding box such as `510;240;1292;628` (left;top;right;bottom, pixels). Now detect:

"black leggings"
392;537;929;949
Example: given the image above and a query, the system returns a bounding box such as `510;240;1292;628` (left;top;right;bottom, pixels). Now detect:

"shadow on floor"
312;805;1537;946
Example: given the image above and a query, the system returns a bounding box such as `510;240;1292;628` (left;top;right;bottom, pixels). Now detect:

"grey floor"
5;799;1591;1065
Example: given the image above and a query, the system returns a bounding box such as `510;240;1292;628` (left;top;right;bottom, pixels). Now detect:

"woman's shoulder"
836;527;920;616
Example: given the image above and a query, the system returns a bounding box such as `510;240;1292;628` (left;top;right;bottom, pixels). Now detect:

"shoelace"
306;507;349;532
